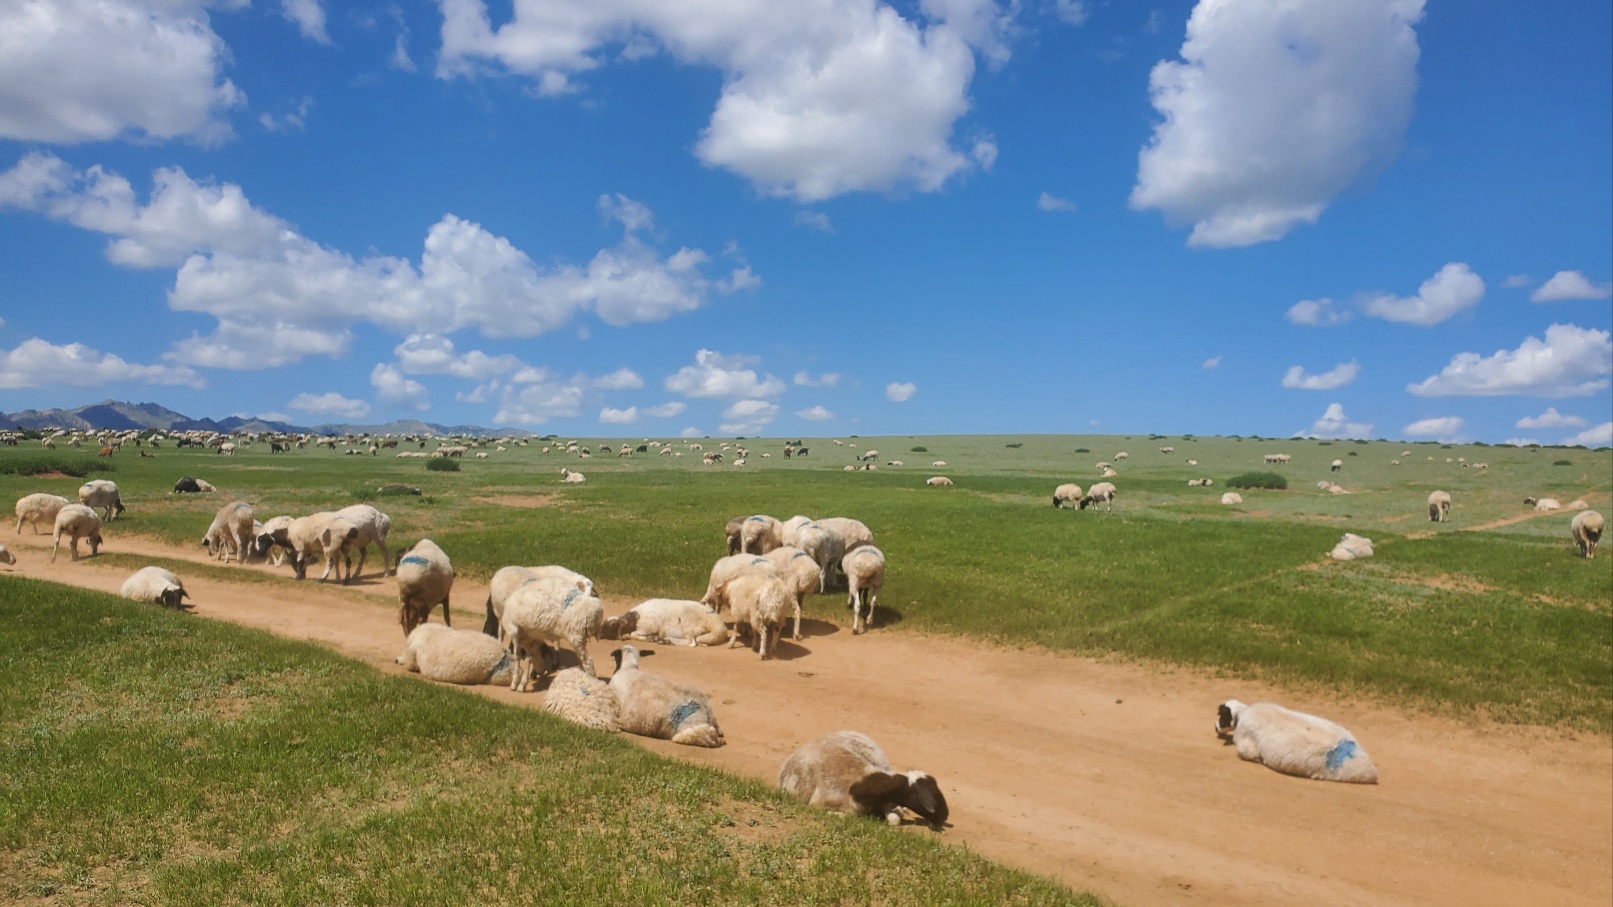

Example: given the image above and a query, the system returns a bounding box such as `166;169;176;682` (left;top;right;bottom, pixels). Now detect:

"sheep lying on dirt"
600;599;730;647
1328;532;1374;561
1571;510;1603;559
395;623;512;685
608;645;724;747
541;667;620;731
1052;483;1083;509
119;566;188;608
1427;491;1451;522
395;538;454;636
51;503;102;562
1215;700;1379;784
778;731;948;827
15;493;69;534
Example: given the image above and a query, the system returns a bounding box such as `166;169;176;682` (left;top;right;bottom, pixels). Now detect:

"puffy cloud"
1362;263;1484;326
394;334;524;380
593;367;644;391
0;337;204;389
1281;360;1359;390
1562;422;1612;448
1502;437;1540;448
371;363;429;410
795;405;835;420
1286;298;1348;327
643;401;687;418
1298;402;1372;440
1131;0;1424;247
436;0;1008;201
720;399;780;434
1515;407;1587;430
794;370;841;387
281;0;330;43
1407;324;1612;398
289;392;371;420
1402;415;1462;441
665;349;785;398
1530;270;1612;303
680;426;703;438
0;156;749;367
1037;192;1075;212
885;381;917;402
600;406;638;424
0;0;244;145
493;376;588;426
598;193;653;233
1202;355;1221;369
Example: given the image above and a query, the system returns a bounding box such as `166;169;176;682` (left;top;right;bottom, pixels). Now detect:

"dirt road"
5;532;1609;907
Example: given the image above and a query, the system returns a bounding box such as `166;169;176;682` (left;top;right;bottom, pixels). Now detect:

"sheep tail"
481;596;500;638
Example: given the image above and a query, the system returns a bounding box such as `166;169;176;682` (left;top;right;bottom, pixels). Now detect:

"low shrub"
1074;448;1090;453
911;446;928;453
1226;471;1288;490
1005;442;1022;449
1553;459;1573;466
425;458;461;472
0;456;114;478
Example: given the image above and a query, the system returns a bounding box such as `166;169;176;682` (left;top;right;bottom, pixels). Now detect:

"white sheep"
540;667;620;731
724;516;746;555
842;545;886;635
1221;492;1243;505
740;514;784;554
1427;491;1451;522
699;553;773;607
14;493;69;534
1187;479;1205;487
1052;483;1083;509
777;731;948;827
1524;497;1562;512
1330;458;1343;472
50;503;102;562
1100;466;1118;478
395;538;454;636
482;565;596;641
77;480;125;521
1079;482;1117;512
600;599;730;647
779;514;816;548
561;468;586;483
1114;451;1129;460
1567;499;1590;510
272;512;353;580
395;623;513;685
331;503;393;582
715;572;793;659
1215;700;1379;784
791;522;844;593
119;566;188;608
201;500;255;564
1571;510;1603;559
763;546;817;639
925;476;953;487
608;645;725;747
1328;532;1374;561
1187;458;1199;467
815;517;873;556
502;575;605;688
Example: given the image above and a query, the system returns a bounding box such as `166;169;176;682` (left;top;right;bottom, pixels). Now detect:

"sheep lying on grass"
609;645;724;747
1221;492;1243;505
1524;497;1562;512
119;566;188;609
51;504;102;563
502;575;604;688
778;731;948;827
395;623;512;685
842;545;886;635
1328;533;1374;561
15;493;69;534
1215;700;1378;784
395;539;454;636
601;599;730;646
541;667;620;731
1052;483;1082;509
1427;491;1451;522
1571;510;1603;559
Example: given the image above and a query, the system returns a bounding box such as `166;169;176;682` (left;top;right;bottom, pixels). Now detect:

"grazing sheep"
0;544;14;566
842;545;886;635
724;516;746;555
1524;497;1562;512
1079;482;1117;512
1328;532;1374;561
395;623;513;685
15;493;69;534
1052;483;1083;509
119;566;188;608
1221;492;1243;505
699;553;773;607
763;547;817;639
201;501;255;564
1215;700;1379;784
253;515;294;565
1330;459;1343;472
272;512;353;580
541;667;620;731
778;731;948;827
77;480;125;521
1160;446;1174;454
1571;510;1603;559
330;504;393;582
1114;451;1129;460
609;645;725;747
601;599;730;647
1427;491;1452;522
925;476;953;487
50;504;102;562
815;517;874;556
740;514;784;554
791;522;843;593
779;515;815;547
502;576;605;688
718;572;794;659
395;539;454;636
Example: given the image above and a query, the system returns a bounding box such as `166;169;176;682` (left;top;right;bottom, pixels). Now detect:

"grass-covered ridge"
0;577;1095;906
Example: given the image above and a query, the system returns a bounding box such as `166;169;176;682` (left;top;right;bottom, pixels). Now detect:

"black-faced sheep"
778;731;948;827
119;566;188;609
1571;510;1603;559
1427;491;1451;522
201;501;255;564
395;538;454;636
50;503;102;562
842;545;886;635
1215;700;1379;784
600;599;730;647
396;623;512;685
608;645;724;747
1079;482;1117;512
1524;497;1562;512
15;493;69;534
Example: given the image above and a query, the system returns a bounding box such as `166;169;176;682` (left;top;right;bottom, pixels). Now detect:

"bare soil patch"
3;531;1610;907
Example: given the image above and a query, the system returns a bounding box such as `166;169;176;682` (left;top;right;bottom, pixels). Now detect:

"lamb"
395;539;454;636
1052;483;1083;509
1215;700;1379;784
1571;510;1603;559
540;667;620;731
201;501;255;564
1328;532;1374;561
925;476;953;486
763;546;818;639
608;645;725;747
501;575;605;688
1330;458;1343;472
1079;482;1117;512
699;553;773;607
1524;497;1562;512
1221;492;1243;505
118;566;189;609
842;545;886;635
717;572;794;658
50;503;102;562
330;503;393;582
15;493;69;534
395;623;513;685
777;731;948;827
1427;491;1452;522
77;480;125;521
740;514;784;554
600;599;730;646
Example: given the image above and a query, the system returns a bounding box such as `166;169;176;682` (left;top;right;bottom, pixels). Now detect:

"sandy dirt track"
3;531;1609;907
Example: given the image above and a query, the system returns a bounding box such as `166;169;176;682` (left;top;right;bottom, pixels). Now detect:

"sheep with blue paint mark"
763;545;818;639
1215;700;1378;784
395;623;514;685
740;514;784;554
608;645;724;747
502;574;605;688
541;667;620;731
699;553;773;608
713;572;794;659
394;538;454;636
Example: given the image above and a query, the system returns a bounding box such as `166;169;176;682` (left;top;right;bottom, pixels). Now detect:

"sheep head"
850;771;949;828
1215;700;1247;739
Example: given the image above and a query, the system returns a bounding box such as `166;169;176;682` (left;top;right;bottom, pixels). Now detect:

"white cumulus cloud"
643;401;687;418
1530;270;1612;303
794;211;834;233
1202;355;1221;369
795;405;835;420
1515;407;1587;430
1286;297;1348;327
1562;422;1612;448
1407;324;1612;398
720;398;780;434
593;367;644;391
1402;415;1462;441
371;363;429;410
394;334;524;380
885;381;917;402
1502;274;1532;289
289;391;371;420
280;0;330;43
1131;0;1425;247
1362;262;1484;326
1298;402;1372;440
600;406;638;424
665;349;785;398
1037;191;1075;212
1281;360;1359;390
0;337;204;389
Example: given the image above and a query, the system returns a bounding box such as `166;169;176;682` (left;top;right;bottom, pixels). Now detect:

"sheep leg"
439;594;452;628
350;545;368;583
792;599;802;641
50;533;62;563
376;538;392;576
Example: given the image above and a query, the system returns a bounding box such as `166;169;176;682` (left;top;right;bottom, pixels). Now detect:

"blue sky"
0;0;1609;445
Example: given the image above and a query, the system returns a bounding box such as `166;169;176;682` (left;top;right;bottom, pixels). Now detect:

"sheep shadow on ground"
794;617;841;639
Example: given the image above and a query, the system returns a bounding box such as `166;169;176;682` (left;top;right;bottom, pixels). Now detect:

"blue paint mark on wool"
746;516;764;522
562;588;581;609
668;701;701;730
400;555;429;567
1325;738;1357;771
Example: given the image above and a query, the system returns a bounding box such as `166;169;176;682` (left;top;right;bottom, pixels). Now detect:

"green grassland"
2;433;1609;729
0;577;1093;906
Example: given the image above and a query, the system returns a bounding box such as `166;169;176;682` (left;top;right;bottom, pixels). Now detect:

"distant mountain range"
0;400;525;438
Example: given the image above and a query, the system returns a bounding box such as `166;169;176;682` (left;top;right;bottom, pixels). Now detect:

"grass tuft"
1226;471;1288;490
425;458;461;472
